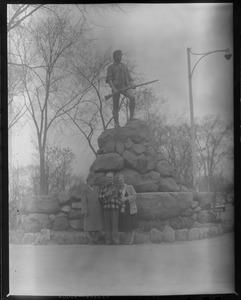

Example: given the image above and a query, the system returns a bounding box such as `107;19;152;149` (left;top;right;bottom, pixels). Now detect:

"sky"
9;3;233;178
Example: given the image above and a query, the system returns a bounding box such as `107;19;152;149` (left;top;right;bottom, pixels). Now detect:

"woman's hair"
117;174;125;181
106;171;114;177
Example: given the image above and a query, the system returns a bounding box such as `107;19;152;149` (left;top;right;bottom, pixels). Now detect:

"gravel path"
9;233;234;296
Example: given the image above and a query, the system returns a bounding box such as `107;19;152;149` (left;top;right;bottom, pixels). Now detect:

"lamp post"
187;47;232;189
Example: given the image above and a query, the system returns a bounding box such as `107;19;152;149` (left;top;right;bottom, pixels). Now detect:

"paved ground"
9;233;234;296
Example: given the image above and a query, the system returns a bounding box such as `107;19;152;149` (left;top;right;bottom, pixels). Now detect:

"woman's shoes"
124;239;134;245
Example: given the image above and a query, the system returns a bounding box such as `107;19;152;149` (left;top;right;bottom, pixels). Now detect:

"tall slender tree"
9;12;93;194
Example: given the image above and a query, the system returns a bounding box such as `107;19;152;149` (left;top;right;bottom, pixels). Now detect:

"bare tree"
7;4;120;32
7;4;44;32
8;61;28;129
195;115;233;191
7;4;122;130
9;12;94;195
45;146;75;192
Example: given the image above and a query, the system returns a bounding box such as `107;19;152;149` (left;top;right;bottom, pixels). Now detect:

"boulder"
223;223;234;233
34;234;45;245
136;192;193;220
102;141;115;153
58;191;71;204
20;195;60;214
116;141;125;154
9;229;25;244
50;231;87;245
90;153;124;172
123;150;153;174
199;227;209;239
71;201;82;209
150;228;163;243
181;216;194;228
98;120;153;150
69;220;84;230
93;172;106;187
136;182;159;193
134;232;150;244
181;207;193;217
169;216;195;230
40;228;51;241
157;152;165;161
34;229;51;245
49;214;56;223
188;228;200;240
69;184;86;201
22;214;50;233
207;226;219;237
192;221;203;228
191;213;198;220
169;216;185;230
158;177;179;192
193;206;202;212
175;229;188;241
22;233;38;244
180;185;189;192
116;168;142;186
52;216;69;231
143;171;160;182
138;219;168;232
155;161;175;177
197;210;217;223
56;212;68;218
145;146;158;171
191;200;199;208
122;150;143;172
61;205;72;213
218;224;224;235
162;225;175;242
69;209;83;219
75;232;88;244
135;171;160;192
196;192;214;209
131;143;146;154
116;169;161;193
124;138;133;149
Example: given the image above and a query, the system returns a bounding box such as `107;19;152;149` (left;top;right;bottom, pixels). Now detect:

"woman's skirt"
118;202;138;232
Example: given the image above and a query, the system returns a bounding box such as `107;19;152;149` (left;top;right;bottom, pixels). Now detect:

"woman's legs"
129;230;136;244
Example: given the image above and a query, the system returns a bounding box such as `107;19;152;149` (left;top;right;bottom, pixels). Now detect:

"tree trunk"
39;147;47;195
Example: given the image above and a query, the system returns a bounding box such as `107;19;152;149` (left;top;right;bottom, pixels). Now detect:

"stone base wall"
16;190;85;233
9;222;234;245
12;191;233;244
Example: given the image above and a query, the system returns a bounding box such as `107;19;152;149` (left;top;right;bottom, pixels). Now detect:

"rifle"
105;79;159;101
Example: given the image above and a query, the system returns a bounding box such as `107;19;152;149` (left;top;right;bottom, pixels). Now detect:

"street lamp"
187;47;232;189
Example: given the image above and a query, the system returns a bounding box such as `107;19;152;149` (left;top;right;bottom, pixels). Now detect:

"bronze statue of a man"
106;50;137;127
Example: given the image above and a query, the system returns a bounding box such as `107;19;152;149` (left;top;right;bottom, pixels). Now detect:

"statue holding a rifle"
106;49;158;127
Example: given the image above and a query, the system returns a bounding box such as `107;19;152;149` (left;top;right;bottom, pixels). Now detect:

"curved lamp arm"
189;48;232;77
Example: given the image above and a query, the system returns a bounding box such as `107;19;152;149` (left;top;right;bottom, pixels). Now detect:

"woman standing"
117;174;138;245
81;175;104;244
